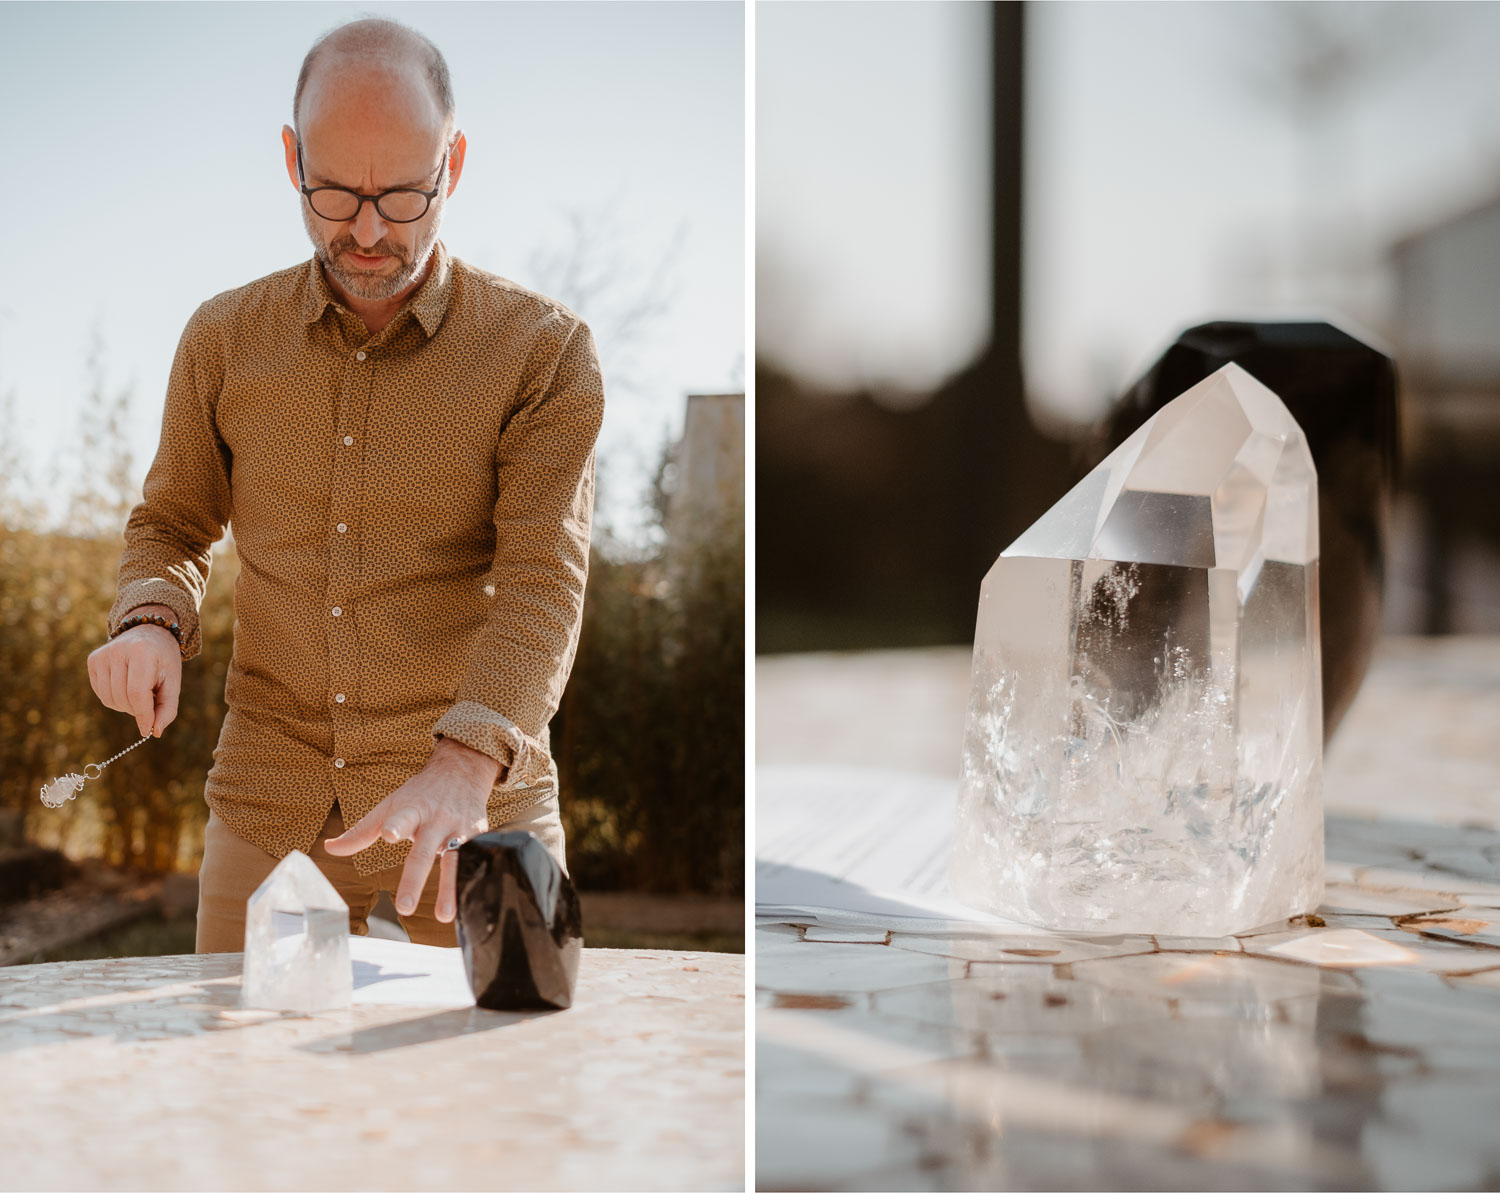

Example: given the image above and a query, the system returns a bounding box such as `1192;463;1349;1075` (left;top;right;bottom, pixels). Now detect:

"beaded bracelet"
111;612;189;659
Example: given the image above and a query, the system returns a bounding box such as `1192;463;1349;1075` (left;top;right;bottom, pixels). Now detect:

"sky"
0;1;744;541
756;1;990;395
757;1;1500;424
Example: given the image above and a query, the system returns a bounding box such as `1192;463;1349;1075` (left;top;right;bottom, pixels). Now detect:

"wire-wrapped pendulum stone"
38;735;153;809
40;773;87;809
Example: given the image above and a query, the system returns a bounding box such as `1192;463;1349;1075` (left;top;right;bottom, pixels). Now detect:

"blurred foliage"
557;495;745;896
0;523;237;871
0;343;238;872
0;353;744;896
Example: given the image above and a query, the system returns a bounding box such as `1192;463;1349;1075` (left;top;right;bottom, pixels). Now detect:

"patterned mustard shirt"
106;238;604;875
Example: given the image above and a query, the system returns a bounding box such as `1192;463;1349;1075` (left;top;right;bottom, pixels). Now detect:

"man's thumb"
126;671;156;738
154;673;181;737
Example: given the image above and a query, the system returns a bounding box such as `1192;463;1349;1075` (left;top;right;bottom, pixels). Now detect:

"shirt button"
342;435;354;446
336;522;348;533
332;606;343;617
334;758;345;769
355;351;367;361
335;693;346;704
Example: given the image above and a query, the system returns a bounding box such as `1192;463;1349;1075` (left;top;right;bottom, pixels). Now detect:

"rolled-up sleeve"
106;304;232;660
431;315;605;784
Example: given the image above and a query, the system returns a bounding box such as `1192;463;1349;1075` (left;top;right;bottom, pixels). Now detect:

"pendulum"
40;733;154;808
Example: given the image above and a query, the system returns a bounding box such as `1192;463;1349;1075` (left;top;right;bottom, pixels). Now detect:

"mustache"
330;239;407;262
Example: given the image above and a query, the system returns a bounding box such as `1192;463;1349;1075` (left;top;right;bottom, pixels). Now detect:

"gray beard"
302;200;445;302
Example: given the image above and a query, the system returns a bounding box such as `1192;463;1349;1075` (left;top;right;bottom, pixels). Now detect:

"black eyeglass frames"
295;142;450;224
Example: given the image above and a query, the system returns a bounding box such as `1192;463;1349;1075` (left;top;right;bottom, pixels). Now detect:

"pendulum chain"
40;733;153;808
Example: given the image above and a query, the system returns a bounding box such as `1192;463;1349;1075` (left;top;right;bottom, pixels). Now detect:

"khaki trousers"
195;797;566;953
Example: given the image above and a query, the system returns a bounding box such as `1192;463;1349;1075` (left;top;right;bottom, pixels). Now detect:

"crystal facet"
241;850;351;1013
1093;321;1397;738
951;363;1323;937
456;831;582;1011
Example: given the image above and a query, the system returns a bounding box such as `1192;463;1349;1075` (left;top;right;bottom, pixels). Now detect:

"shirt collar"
301;238;453;338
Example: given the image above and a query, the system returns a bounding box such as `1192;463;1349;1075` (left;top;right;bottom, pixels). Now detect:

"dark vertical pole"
944;1;1036;634
991;0;1026;442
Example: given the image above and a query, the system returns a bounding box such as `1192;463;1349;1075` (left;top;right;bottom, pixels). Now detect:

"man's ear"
281;125;300;192
446;131;468;196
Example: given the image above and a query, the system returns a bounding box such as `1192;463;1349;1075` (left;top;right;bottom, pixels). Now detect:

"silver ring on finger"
442;836;465;854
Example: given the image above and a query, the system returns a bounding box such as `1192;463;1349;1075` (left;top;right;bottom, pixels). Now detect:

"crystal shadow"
297;1003;564;1055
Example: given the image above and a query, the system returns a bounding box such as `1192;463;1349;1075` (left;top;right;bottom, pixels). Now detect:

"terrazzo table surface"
0;946;745;1191
757;636;1500;1191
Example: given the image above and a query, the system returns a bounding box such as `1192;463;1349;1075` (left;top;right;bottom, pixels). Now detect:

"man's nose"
350;200;389;248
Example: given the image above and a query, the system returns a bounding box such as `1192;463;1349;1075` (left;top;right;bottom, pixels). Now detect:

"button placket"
329;345;372;775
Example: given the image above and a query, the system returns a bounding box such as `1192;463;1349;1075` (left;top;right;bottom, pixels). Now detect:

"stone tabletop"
756;636;1500;1191
0;946;745;1192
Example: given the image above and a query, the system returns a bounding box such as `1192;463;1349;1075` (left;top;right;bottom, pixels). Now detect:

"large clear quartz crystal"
951;363;1323;936
241;849;351;1012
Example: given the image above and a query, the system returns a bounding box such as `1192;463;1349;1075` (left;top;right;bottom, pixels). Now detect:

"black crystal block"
455;831;582;1011
1089;321;1400;739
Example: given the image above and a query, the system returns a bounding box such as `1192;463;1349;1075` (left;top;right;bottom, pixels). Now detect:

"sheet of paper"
756;765;1020;930
347;935;476;1007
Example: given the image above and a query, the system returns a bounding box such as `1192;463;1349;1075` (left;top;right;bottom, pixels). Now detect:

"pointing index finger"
324;807;388;856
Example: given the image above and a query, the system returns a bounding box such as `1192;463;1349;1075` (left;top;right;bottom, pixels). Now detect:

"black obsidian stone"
1088;321;1400;740
455;831;583;1011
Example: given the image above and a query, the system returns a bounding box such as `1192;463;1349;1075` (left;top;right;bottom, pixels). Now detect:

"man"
85;17;604;951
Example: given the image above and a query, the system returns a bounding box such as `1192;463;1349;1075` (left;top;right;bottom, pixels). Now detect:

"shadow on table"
0;950;559;1057
1325;814;1500;886
298;1004;563;1055
0;953;251;1055
352;957;428;989
755;862;970;925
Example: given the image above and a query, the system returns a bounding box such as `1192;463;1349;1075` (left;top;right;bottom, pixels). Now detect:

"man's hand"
86;604;183;738
323;738;500;923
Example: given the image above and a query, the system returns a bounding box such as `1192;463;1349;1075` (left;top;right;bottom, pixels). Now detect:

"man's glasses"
296;142;449;224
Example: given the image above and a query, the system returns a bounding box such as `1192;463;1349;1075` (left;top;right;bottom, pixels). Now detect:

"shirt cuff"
107;579;204;660
431;700;550;787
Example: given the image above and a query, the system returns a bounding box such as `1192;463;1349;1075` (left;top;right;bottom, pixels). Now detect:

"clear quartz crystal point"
951;363;1323;937
241;849;351;1012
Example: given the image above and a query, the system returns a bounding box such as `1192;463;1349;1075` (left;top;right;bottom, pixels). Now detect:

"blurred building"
664;391;745;596
667;392;745;539
1393;195;1500;404
1390;196;1500;632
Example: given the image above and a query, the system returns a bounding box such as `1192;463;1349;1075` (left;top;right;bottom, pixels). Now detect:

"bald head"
282;17;467;313
293;18;455;141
